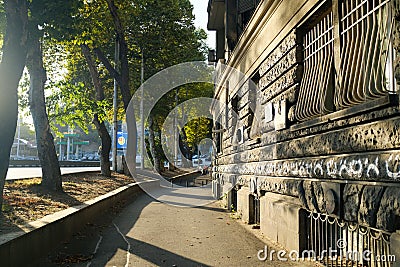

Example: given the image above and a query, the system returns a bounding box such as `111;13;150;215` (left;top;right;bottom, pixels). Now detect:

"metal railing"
305;211;394;267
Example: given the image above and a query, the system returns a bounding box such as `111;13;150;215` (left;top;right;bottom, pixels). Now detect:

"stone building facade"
208;0;400;265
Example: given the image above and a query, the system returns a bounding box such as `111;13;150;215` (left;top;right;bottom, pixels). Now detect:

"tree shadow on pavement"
33;192;209;267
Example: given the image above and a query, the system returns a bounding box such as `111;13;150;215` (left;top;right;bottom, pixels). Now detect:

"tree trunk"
26;36;62;192
94;0;137;177
81;44;111;177
180;127;191;167
104;0;131;110
0;0;29;210
148;116;161;173
93;115;112;176
156;130;163;172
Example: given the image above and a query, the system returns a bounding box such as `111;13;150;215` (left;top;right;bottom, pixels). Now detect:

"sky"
190;0;216;49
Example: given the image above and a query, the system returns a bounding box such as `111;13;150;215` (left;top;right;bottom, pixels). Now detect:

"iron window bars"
296;0;395;122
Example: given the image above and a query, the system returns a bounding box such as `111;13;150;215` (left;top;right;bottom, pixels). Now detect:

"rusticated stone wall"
213;1;400;234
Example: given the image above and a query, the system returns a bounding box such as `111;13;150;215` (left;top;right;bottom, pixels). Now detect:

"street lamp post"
16;116;21;158
140;48;145;170
112;39;119;171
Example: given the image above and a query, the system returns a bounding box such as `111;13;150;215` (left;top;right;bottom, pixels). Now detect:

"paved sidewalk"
34;193;315;267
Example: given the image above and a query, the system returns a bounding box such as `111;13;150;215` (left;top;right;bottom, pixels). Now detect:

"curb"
0;179;159;266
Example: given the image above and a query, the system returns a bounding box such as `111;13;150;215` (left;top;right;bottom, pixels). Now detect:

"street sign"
117;131;128;149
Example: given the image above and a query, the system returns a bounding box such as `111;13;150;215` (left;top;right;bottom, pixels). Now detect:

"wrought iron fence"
305;211;394;267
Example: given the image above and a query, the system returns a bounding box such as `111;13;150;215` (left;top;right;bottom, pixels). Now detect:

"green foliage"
184;117;211;153
0;1;4;56
127;0;208;92
16;0;210;164
0;1;4;36
28;0;84;41
47;80;111;136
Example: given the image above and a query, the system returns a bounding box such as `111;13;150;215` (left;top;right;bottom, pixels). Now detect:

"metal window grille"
335;0;395;109
296;12;335;121
238;0;255;13
305;211;393;267
296;0;395;121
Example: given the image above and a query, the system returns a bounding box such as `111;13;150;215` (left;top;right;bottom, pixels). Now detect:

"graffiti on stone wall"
214;152;400;181
386;154;400;179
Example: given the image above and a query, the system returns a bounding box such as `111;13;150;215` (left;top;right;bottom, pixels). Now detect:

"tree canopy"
0;0;214;197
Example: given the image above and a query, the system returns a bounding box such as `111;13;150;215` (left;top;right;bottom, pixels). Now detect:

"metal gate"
249;195;260;225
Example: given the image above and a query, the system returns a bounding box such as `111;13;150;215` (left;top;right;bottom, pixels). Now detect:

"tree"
46;15;115;178
26;35;62;191
0;0;28;210
81;44;111;176
92;0;137;176
25;0;82;191
184;117;212;158
128;0;209;171
46;0;130;177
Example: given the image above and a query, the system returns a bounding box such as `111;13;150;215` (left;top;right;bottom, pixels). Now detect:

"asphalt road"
6;167;101;180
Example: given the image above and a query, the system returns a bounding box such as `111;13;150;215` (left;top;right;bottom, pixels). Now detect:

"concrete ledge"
0;179;159;266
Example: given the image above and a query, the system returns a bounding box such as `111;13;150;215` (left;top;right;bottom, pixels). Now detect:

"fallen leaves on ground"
1;172;135;235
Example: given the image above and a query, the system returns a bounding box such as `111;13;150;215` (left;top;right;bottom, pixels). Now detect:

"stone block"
343;184;363;222
260;195;278;242
358;186;384;227
260;192;306;252
376;187;400;232
237;187;250;223
212;180;221;199
391;231;400;267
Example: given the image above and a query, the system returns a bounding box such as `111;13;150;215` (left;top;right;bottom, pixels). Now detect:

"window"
226;0;262;52
295;0;395;122
295;7;335;121
335;0;395;108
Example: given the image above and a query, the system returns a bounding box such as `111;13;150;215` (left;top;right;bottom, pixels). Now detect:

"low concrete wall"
0;180;159;266
9;160;100;167
260;192;307;252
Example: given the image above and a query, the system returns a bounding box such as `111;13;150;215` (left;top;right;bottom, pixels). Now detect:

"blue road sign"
117;131;128;149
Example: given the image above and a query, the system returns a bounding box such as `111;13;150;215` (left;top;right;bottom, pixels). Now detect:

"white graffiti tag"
386;155;400;180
